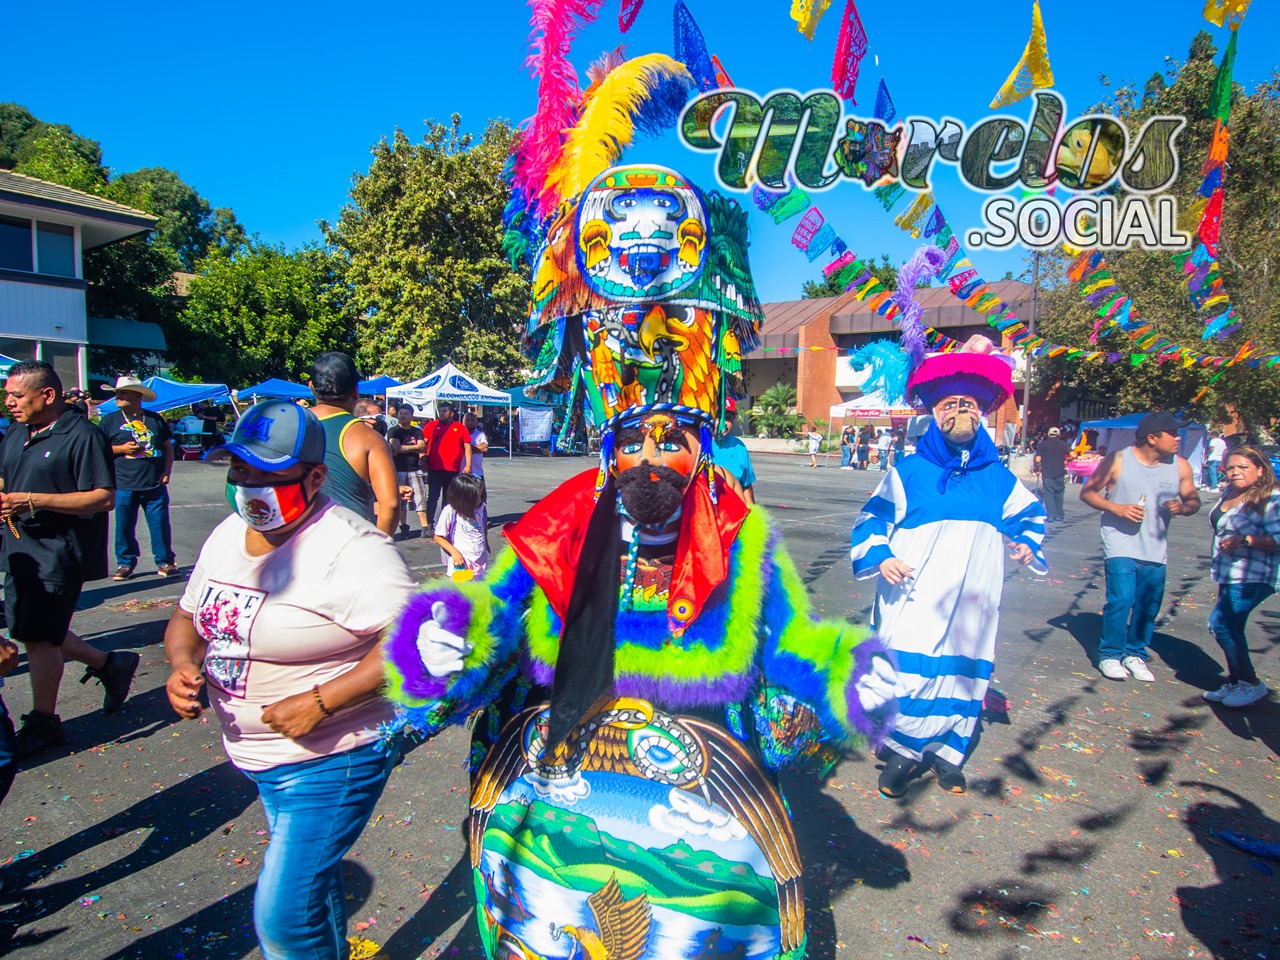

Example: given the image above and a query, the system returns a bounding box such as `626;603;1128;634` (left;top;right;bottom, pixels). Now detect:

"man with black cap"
1034;427;1071;522
308;352;401;537
1081;411;1200;682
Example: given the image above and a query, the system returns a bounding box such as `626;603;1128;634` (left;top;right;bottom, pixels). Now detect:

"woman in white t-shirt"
163;400;414;960
433;473;490;579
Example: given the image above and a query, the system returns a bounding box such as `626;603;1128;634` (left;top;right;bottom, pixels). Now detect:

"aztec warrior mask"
524;164;763;437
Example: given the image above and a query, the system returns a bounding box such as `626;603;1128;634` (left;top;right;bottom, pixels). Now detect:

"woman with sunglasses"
1204;445;1280;708
163;400;415;959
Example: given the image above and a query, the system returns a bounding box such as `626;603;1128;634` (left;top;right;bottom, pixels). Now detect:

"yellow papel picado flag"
990;0;1055;108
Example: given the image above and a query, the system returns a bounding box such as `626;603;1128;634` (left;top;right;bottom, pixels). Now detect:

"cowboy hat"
101;376;157;402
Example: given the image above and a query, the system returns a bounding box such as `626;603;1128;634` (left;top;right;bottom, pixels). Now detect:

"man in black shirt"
98;376;179;580
387;404;429;537
1034;426;1072;522
0;361;138;757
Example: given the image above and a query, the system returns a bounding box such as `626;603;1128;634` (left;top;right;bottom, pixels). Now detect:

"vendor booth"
1073;413;1208;484
238;378;314;402
825;392;918;467
387;362;514;460
96;377;233;461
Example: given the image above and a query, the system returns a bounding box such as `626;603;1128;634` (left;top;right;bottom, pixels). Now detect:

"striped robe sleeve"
1001;478;1048;576
850;468;907;580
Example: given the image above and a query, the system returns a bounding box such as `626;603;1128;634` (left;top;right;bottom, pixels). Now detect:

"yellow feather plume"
544;53;694;204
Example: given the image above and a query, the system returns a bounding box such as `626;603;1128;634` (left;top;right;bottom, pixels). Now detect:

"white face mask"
225;476;312;531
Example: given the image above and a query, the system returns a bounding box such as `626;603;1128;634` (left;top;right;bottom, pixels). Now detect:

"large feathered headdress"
504;5;763;444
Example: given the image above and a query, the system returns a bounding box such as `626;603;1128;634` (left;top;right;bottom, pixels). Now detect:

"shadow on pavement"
15;685;178;774
783;766;910;957
0;762;258;953
1177;782;1280;959
379;855;483;959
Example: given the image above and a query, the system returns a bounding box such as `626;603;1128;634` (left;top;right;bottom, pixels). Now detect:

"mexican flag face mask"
225;474;313;531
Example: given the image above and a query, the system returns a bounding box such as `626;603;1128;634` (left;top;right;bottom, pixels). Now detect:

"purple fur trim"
385;589;472;702
614;668;757;710
893;246;945;369
844;636;897;748
522;649;556;687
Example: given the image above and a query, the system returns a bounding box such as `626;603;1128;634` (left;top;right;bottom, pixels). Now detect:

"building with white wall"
0;169;159;389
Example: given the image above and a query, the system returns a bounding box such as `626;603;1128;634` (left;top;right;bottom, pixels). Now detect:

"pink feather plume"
513;0;608;217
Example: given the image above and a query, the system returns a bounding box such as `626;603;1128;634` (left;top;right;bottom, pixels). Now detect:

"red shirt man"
421;401;472;523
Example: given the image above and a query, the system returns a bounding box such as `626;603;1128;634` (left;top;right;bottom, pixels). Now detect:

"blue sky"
4;1;1275;302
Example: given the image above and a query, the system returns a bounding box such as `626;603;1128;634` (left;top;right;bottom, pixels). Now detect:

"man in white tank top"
1081;411;1200;682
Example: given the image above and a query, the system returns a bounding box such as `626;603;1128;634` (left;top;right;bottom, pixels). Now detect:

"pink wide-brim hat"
907;351;1015;415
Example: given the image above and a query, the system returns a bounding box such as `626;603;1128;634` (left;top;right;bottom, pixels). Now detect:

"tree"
801;253;922;299
326;115;529;384
175;242;356;385
0;103;39;168
83;236;178;378
13;125;107;194
109;168;213;272
746;383;807;438
1031;38;1280;433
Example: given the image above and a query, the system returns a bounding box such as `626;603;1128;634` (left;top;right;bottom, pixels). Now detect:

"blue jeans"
1208;581;1274;684
840;446;852;467
1099;557;1167;662
243;741;397;960
1206;461;1220;488
0;692;16;805
114;486;175;568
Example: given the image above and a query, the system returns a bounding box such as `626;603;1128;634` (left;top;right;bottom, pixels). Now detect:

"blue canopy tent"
0;353;19;377
358;375;401;394
239;378;314;402
96;377;231;415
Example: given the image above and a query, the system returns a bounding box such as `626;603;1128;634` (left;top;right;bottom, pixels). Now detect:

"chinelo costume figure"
850;320;1047;800
382;161;898;959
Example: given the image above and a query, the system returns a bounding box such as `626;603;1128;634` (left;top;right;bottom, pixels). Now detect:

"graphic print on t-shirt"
123;418;157;458
195;580;267;697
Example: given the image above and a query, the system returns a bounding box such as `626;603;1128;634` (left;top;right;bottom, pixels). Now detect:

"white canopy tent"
385;362;514;460
825;392;917;467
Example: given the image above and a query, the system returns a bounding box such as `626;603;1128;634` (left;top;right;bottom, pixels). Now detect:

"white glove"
854;654;898;713
415;601;473;678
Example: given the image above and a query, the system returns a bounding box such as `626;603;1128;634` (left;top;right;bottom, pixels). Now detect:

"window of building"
0;216;33;272
0;337;37;363
36;222;75;277
40;340;81;390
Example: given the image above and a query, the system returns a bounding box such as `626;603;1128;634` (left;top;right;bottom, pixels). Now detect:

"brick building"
741;280;1037;438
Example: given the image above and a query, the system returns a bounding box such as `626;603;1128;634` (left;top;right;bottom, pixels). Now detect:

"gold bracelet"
312;684;334;719
26;493;34;515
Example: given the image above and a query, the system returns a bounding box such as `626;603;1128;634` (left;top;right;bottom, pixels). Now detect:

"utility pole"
1020;249;1041;453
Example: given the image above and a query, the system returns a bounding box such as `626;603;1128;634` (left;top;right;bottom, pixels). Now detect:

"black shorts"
4;576;82;646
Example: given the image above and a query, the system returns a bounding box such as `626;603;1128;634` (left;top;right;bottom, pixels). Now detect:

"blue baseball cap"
205;400;326;471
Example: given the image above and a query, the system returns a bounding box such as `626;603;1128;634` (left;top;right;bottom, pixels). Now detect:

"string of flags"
663;1;1276;373
989;0;1054;108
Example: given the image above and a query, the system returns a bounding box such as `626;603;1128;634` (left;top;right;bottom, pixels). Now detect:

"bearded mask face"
613;414;702;525
934;395;981;446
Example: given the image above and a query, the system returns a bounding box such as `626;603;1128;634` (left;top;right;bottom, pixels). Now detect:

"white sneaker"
1099;659;1127;680
1122;657;1156;682
1222;680;1269;708
1203;682;1238;702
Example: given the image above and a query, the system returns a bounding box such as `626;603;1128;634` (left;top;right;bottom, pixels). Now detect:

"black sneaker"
878;752;918;798
15;711;65;758
932;757;967;794
81;650;141;715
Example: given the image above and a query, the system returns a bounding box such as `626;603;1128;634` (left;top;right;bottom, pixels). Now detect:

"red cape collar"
503;469;749;636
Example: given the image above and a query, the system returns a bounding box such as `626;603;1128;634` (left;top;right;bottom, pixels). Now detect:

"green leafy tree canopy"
326;115;529;385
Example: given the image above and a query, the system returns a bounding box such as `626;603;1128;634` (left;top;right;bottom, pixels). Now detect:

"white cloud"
648;788;747;843
523;771;591;804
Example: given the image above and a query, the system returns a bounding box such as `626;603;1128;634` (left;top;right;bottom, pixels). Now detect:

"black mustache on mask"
616;462;690;525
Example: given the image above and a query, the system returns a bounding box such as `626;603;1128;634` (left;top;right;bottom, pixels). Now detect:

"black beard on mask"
616;463;690;525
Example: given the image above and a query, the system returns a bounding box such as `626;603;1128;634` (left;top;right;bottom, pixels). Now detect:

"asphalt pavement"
1;451;1276;959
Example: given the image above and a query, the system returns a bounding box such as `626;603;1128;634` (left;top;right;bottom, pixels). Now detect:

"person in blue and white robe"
850;341;1046;798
